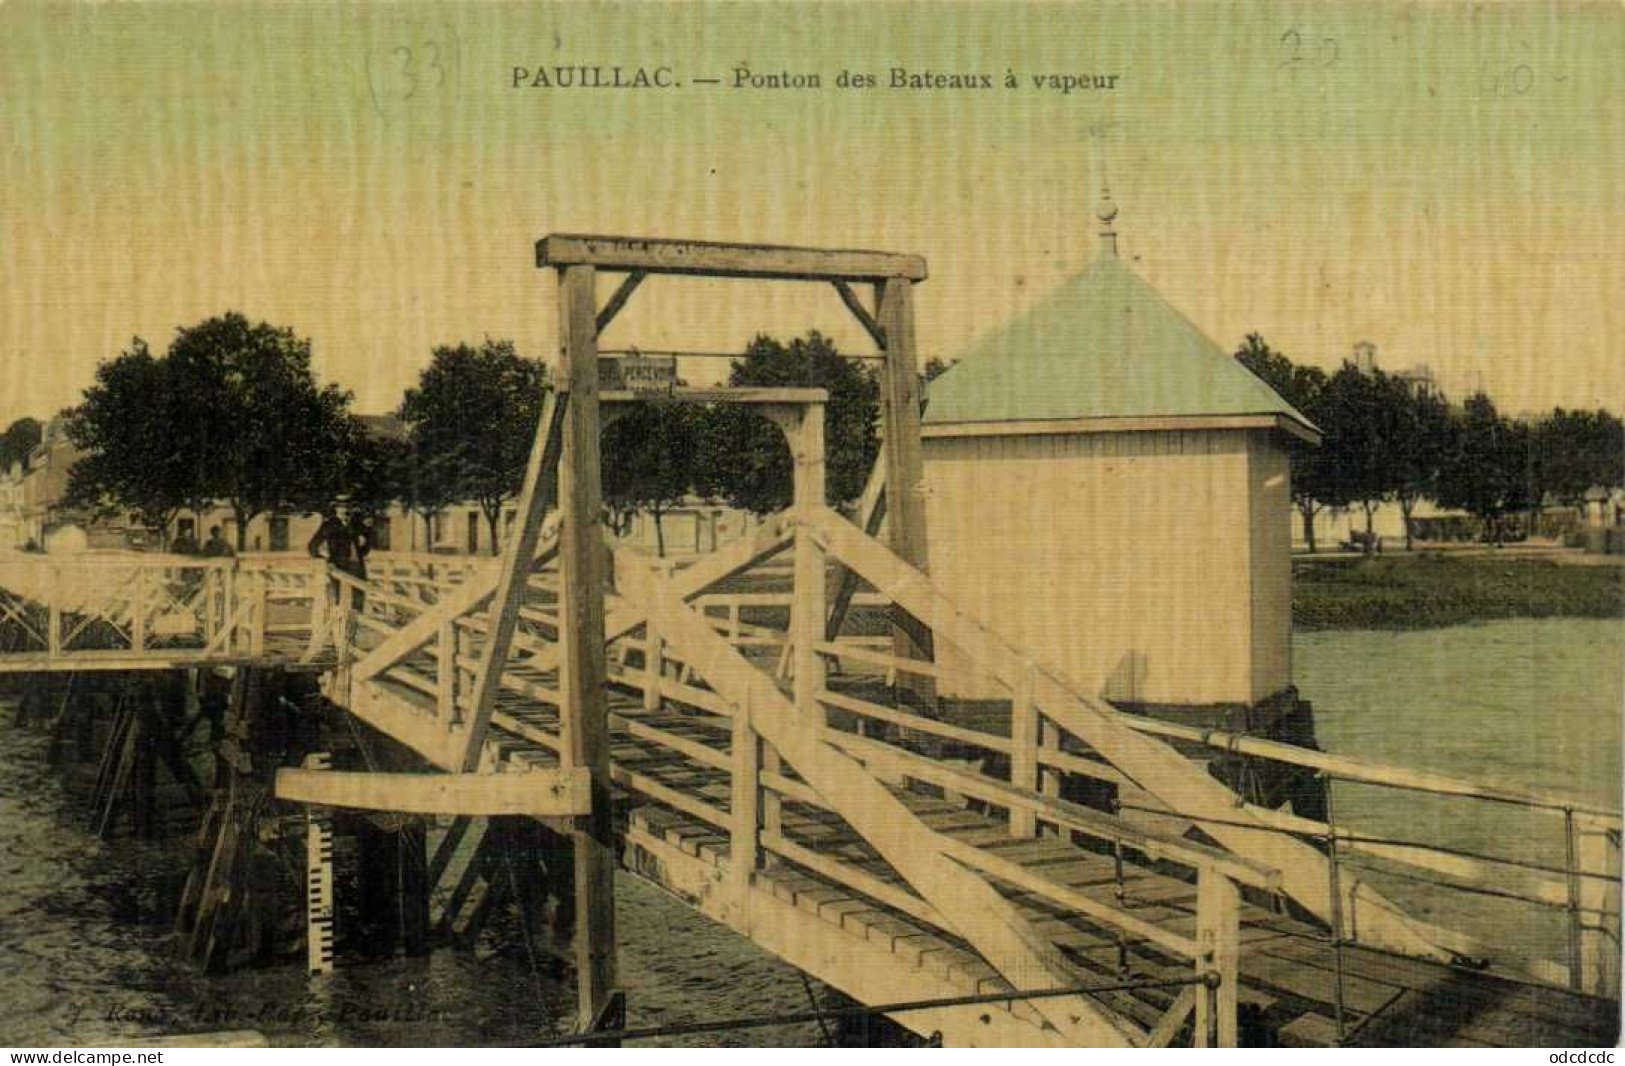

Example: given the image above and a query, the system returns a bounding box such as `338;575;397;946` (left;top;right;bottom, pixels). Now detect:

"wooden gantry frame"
468;234;936;1032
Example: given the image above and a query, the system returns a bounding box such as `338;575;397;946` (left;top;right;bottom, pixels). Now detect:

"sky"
1;0;1620;423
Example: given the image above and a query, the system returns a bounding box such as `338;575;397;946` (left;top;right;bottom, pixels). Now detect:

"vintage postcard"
0;0;1620;1052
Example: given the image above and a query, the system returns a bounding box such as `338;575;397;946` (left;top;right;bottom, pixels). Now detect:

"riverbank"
1292;552;1625;631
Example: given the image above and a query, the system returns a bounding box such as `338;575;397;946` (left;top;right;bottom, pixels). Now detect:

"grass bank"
1292;553;1625;631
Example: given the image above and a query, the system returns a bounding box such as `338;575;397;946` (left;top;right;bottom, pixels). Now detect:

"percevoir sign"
599;354;678;394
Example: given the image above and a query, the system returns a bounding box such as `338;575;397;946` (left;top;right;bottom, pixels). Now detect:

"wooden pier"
0;235;1618;1047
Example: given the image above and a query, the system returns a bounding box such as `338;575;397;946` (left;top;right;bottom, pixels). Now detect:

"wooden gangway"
1;233;1618;1046
0;532;1618;1044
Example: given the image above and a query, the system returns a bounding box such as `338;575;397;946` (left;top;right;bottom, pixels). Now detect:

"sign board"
598;354;678;395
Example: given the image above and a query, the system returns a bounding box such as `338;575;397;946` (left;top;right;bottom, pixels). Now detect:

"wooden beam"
921;412;1323;446
622;559;1142;1047
1145;988;1197;1048
600;387;828;406
457;390;568;771
792;405;827;728
274;767;592;818
625;826;1068;1048
595;270;646;334
555;261;619;1031
875;277;935;683
831;281;886;348
349;563;509;685
802;503;1455;966
537;233;927;283
825;454;885;642
1195;870;1241;1048
519;514;796;681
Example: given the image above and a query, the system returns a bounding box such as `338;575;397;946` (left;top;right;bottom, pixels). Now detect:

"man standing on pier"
201;525;234;558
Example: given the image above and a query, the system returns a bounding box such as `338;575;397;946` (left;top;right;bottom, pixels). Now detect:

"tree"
1386;378;1453;550
399;340;548;555
695;332;880;515
602;401;703;557
1533;408;1625;510
396;439;464;551
165;313;356;549
1437;392;1529;544
1318;362;1401;554
1233;334;1337;551
63;340;198;546
336;419;407;525
0;417;41;473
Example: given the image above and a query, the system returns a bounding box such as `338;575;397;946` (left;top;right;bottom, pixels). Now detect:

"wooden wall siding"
1246;434;1293;703
921;428;1261;706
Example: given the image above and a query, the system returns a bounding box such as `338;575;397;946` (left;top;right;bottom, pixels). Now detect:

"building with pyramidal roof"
920;193;1318;712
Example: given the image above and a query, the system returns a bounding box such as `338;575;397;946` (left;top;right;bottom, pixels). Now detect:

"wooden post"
555;262;618;1033
642;562;665;711
198;568;212;646
1009;663;1038;837
400;818;431;958
792;405;827;724
356;818;401;959
436;618;456;725
1195;867;1240;1048
131;567;147;653
47;565;61;658
303;564;329;660
874;278;934;700
730;687;760;929
250;571;267;658
221;565;236;654
1575;812;1621;998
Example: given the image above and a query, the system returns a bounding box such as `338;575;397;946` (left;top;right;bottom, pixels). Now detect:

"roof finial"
1096;185;1120;259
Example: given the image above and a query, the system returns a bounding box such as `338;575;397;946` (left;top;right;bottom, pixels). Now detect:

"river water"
1296;617;1623;972
2;617;1620;1046
0;722;827;1047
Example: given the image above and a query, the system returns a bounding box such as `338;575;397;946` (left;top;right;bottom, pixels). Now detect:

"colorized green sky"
2;1;1620;420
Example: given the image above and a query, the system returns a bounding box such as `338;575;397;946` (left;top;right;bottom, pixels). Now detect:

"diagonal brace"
458;389;569;771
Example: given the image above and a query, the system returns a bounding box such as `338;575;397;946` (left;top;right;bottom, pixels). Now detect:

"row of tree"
34;312;1624;557
57;313;879;554
1234;334;1625;551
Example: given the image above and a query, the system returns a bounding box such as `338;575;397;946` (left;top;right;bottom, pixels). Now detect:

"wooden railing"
0;554;327;668
302;502;1622;1042
810;614;1623;1003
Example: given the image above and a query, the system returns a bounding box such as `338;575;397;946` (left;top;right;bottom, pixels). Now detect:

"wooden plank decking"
3;552;1618;1047
362;632;1621;1048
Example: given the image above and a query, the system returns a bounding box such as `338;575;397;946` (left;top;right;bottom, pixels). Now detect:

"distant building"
16;416;147;551
1352;340;1377;374
0;462;25;549
1350;342;1442;399
20;416;80;546
614;498;766;558
1394;363;1441;399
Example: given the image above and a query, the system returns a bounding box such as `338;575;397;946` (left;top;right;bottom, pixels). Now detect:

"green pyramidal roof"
924;254;1315;437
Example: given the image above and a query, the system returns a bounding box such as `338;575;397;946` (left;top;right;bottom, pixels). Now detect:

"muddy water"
0;712;827;1047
